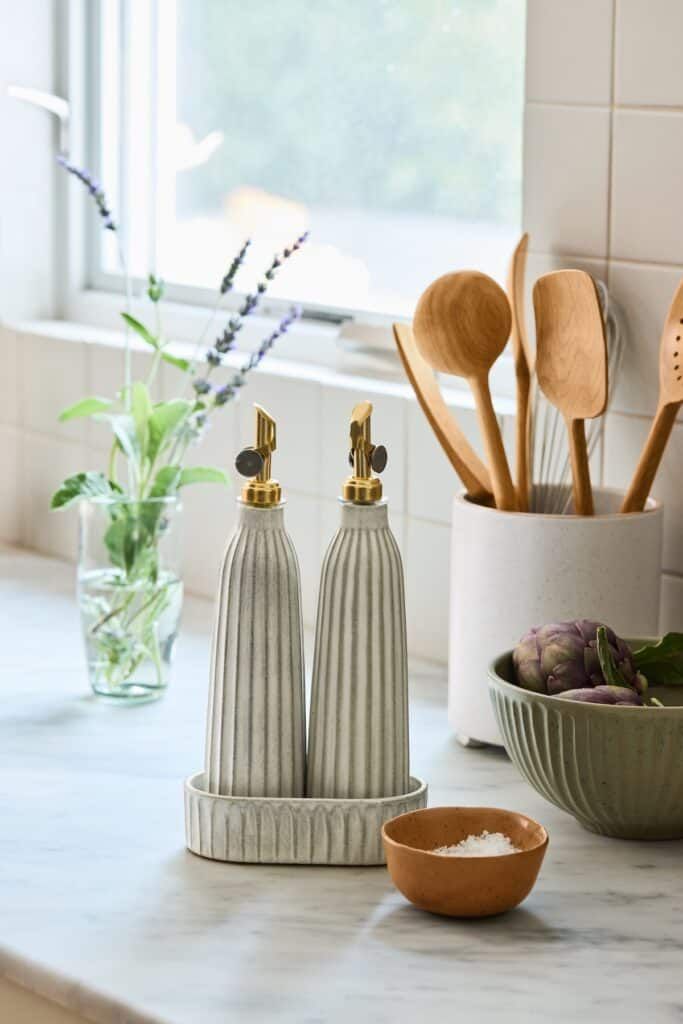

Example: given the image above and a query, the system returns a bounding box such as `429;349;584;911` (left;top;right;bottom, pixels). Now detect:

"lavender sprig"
57;156;116;231
202;232;309;376
220;239;251;294
213;306;302;406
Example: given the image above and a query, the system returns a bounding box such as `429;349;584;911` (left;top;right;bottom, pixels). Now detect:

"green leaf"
59;397;113;422
179;466;229;487
632;633;683;685
51;472;121;510
161;351;191;373
121;313;158;350
105;414;141;465
596;626;629;687
150;465;182;498
131;382;153;458
147;400;192;463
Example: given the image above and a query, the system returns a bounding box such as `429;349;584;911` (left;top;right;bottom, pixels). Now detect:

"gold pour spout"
343;401;388;504
235;404;282;507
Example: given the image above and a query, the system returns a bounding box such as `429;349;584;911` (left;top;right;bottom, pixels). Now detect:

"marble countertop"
1;548;682;1024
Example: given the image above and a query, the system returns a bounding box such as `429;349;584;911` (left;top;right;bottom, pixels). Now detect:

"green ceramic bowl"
489;646;683;839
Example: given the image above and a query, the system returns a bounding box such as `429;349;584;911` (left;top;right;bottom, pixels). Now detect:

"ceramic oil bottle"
205;404;306;798
307;401;409;799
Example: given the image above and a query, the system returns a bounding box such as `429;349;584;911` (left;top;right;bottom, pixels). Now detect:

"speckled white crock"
449;487;663;746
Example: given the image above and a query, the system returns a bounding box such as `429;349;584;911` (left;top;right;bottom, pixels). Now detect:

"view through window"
98;0;526;319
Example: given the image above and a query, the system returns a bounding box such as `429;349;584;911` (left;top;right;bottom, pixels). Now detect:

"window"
92;0;525;323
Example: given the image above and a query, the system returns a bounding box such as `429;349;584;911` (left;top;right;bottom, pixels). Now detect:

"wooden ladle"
533;270;608;515
392;322;494;505
413;271;517;511
621;277;683;513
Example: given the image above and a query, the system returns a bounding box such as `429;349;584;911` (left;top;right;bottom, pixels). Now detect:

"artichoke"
558;685;643;706
512;619;647;696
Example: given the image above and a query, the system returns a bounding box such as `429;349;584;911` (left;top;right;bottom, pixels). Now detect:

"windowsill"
10;295;518;416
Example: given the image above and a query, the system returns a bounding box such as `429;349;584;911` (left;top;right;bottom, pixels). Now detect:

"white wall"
0;0;57;322
524;0;683;633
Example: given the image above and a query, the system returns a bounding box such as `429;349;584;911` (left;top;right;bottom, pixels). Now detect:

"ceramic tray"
184;771;427;866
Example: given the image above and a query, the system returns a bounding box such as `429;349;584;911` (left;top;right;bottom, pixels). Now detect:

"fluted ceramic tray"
185;772;427;865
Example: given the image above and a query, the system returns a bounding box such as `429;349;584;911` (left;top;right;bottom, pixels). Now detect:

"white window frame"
55;0;518;389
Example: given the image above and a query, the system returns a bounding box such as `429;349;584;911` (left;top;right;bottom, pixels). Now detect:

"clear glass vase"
77;496;183;702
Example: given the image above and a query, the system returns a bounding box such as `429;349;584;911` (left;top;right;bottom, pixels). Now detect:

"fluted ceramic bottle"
307;401;409;799
205;405;306;798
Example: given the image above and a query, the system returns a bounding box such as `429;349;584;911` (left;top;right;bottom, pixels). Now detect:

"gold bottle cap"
342;401;388;504
235;404;282;507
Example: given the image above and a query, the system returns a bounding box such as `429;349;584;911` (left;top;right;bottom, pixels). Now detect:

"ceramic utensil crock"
450;487;663;746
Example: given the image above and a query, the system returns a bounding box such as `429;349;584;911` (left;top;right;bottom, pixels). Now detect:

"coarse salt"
433;829;521;857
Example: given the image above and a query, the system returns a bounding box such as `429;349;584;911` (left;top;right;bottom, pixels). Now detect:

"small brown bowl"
382;806;548;918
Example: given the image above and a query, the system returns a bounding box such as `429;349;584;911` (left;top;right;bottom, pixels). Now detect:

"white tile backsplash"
611;110;683;265
407;399;484;525
319;383;406;512
236;369;321;497
523;104;611;258
0;426;20;543
20;333;87;441
526;0;613;106
0;327;18;426
603;413;683;575
607;260;683;418
405;517;451;662
21;432;84;560
615;0;683;107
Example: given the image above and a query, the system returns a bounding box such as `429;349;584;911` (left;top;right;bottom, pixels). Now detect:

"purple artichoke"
512;619;647;696
558;685;644;706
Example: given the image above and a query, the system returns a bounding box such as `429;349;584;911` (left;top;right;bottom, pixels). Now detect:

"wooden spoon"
413;270;517;511
392;322;494;505
507;233;534;511
620;277;683;513
533;270;607;515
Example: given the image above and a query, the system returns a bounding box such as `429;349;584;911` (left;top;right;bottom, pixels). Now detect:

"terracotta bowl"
382;806;548;918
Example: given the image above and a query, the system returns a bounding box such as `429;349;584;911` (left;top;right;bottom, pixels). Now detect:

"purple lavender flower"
220;239;250;295
57;156;116;231
206;350;222;367
214;385;235;407
192;378;211;395
239;293;259;317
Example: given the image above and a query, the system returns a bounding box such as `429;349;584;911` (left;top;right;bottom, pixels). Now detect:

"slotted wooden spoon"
621;277;683;513
413;270;517;511
392;322;494;504
533;270;608;516
507;233;534;511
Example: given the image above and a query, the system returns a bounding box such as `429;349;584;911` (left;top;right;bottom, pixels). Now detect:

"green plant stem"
91;589;136;635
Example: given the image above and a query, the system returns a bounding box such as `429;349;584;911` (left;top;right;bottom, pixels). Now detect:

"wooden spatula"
533;270;608;515
413;271;517;511
392;323;494;505
507;233;534;511
621;278;683;513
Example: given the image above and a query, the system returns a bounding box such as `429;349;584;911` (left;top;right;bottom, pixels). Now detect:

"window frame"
59;0;520;386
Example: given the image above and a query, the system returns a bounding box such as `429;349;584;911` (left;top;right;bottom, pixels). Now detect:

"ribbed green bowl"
489;648;683;839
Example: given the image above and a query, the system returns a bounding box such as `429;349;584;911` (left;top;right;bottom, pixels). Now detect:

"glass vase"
77;496;183;702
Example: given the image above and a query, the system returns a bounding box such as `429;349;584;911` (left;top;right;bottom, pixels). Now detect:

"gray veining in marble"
1;549;683;1023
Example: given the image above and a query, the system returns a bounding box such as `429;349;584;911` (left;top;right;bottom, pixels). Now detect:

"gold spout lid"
343;401;388;504
235;404;282;507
